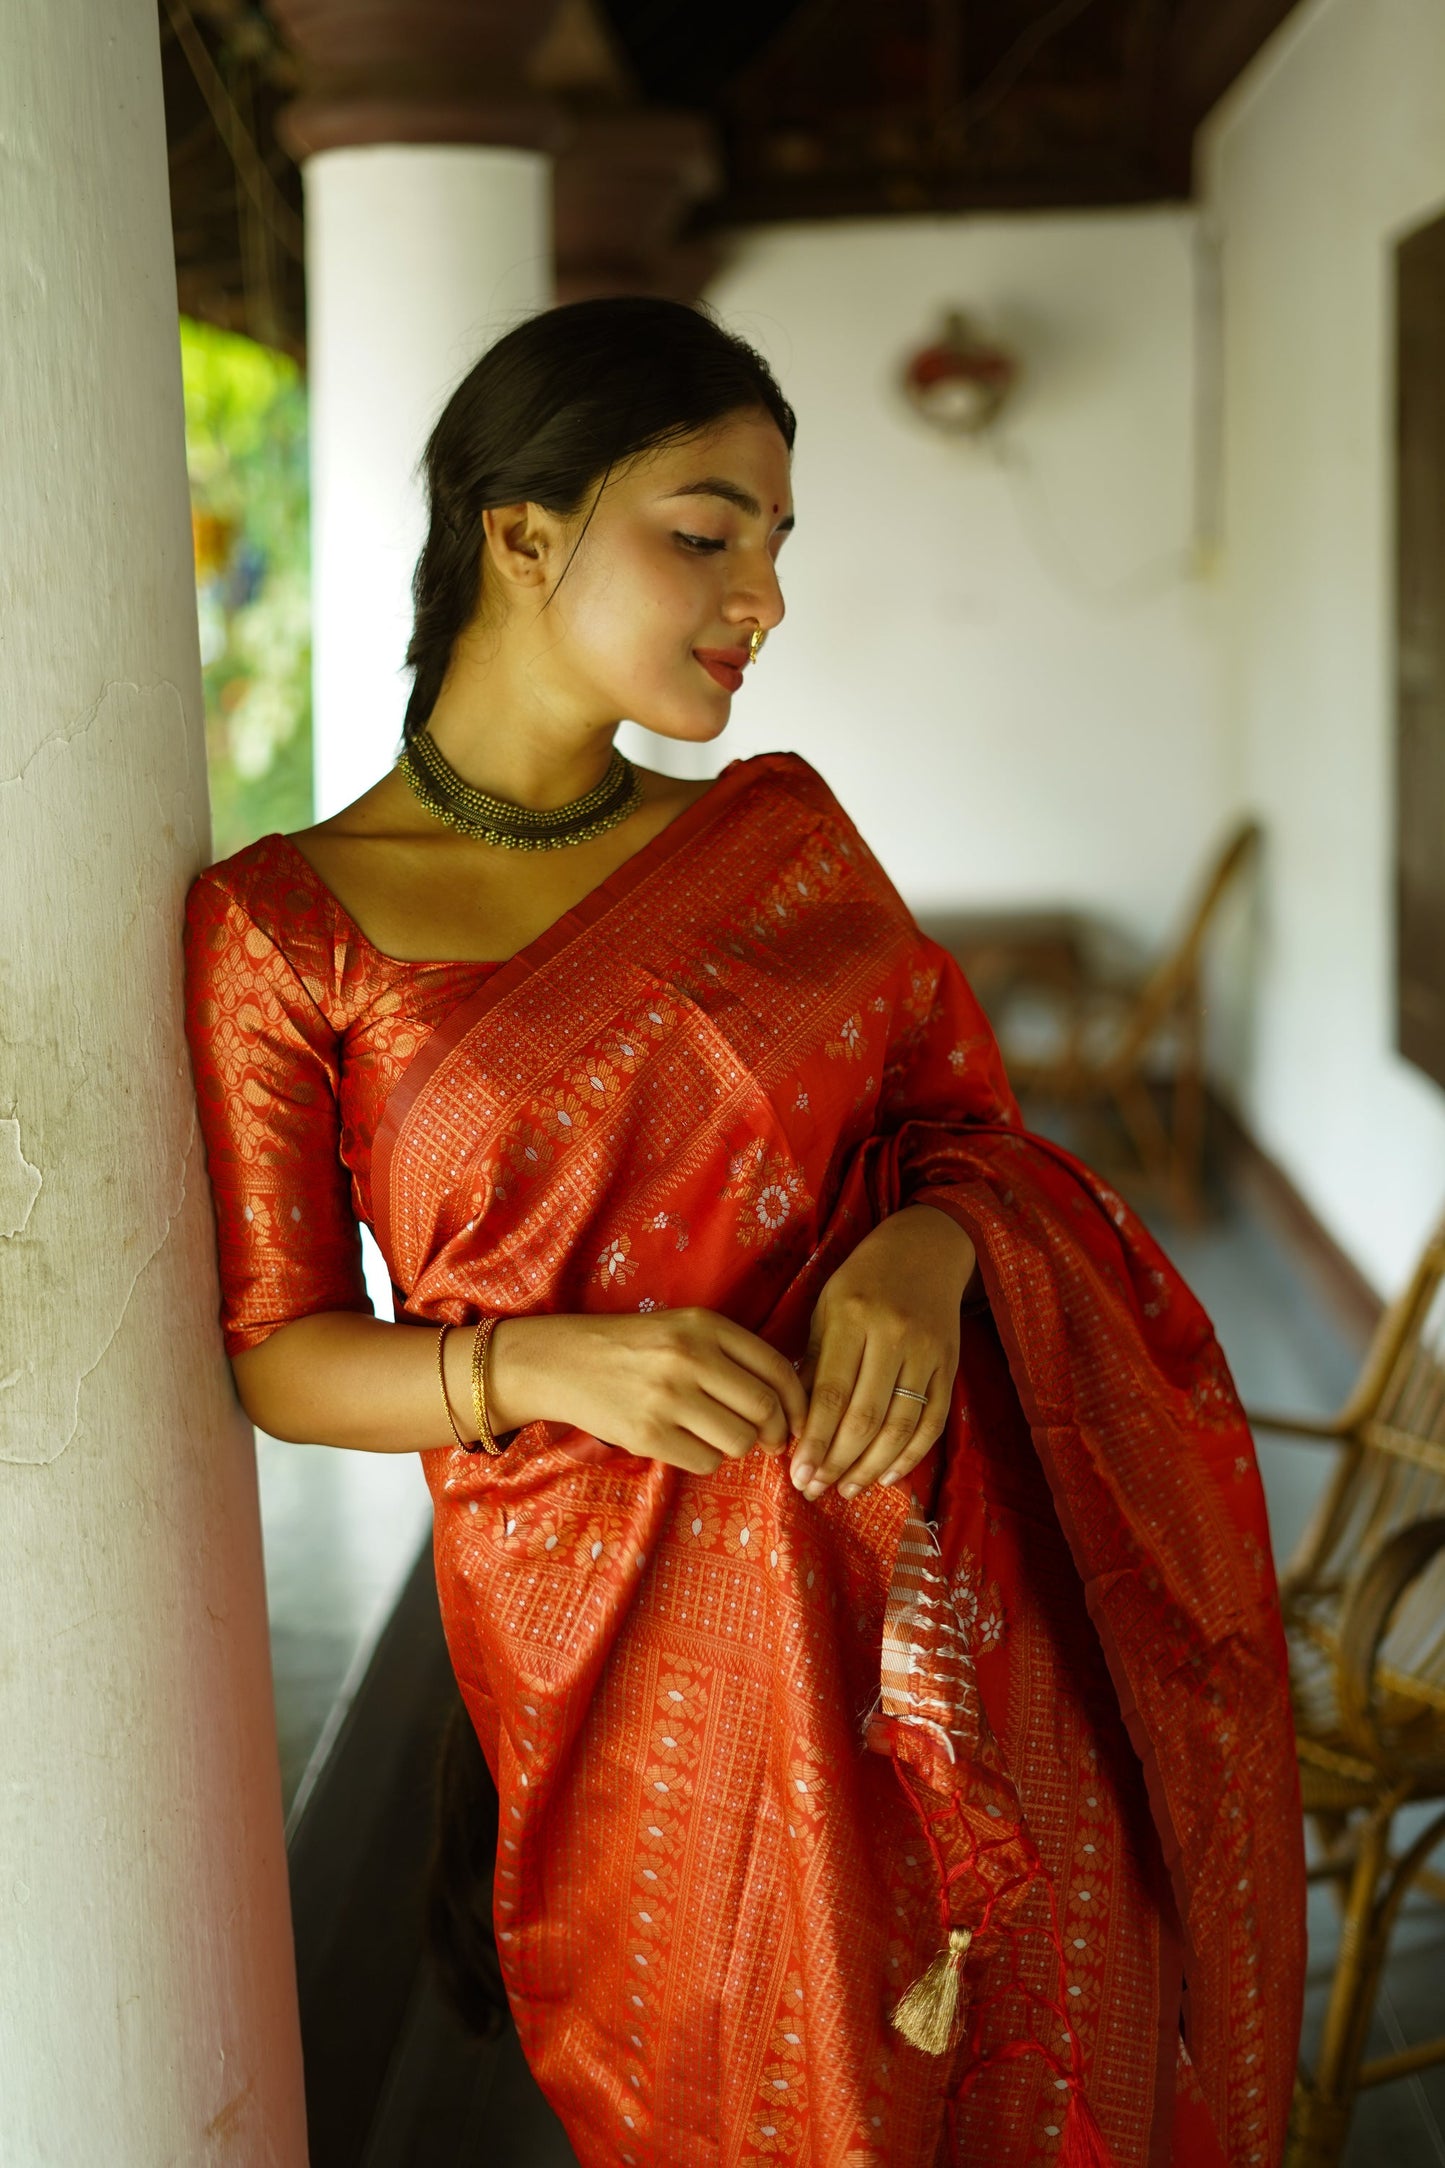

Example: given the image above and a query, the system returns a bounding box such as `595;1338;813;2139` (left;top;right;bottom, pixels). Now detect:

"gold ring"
748;626;767;664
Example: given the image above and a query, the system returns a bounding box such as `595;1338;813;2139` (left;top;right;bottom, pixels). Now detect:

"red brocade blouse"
183;833;504;1354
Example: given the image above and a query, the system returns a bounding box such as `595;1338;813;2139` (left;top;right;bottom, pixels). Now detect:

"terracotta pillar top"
264;0;724;303
267;0;568;158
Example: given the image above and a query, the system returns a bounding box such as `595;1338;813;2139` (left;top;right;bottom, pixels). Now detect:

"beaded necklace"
398;729;644;850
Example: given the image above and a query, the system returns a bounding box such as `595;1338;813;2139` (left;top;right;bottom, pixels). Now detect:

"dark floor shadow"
288;1542;576;2165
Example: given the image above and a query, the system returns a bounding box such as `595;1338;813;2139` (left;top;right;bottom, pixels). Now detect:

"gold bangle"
436;1323;470;1449
468;1313;505;1456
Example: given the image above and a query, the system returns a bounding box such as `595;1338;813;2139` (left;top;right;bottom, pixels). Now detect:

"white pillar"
305;146;553;818
0;4;308;2162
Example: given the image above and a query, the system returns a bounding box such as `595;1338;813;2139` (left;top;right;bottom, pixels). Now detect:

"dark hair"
401;296;797;742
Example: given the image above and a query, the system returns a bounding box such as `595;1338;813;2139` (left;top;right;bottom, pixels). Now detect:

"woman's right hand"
488;1308;809;1476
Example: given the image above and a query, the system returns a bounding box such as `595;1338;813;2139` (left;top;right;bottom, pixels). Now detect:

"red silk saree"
185;749;1304;2168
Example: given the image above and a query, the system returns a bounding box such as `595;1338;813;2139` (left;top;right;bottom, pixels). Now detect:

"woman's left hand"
788;1204;978;1503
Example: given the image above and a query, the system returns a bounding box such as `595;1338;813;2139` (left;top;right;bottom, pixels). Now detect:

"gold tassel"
888;1925;973;2054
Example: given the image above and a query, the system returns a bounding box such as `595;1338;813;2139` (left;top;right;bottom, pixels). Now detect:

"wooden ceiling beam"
1163;0;1301;124
720;167;1164;224
161;0;1308;355
1149;0;1300;191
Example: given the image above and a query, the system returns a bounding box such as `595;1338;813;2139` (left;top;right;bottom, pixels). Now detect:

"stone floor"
257;1430;432;1830
257;1169;1445;2164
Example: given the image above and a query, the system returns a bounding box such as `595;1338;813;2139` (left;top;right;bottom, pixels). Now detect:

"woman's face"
514;407;794;744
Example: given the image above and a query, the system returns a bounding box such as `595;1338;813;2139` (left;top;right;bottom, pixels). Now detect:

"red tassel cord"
1059;2088;1118;2168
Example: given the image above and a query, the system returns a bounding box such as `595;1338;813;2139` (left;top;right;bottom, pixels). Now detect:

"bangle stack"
469;1314;505;1456
436;1324;469;1448
435;1315;511;1456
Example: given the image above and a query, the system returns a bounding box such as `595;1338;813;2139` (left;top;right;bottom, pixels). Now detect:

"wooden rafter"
158;0;1304;357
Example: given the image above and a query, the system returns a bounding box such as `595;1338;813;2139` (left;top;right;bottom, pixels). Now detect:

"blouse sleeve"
183;869;373;1356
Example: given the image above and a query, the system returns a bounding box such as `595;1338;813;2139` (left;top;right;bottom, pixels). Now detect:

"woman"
183;297;1304;2168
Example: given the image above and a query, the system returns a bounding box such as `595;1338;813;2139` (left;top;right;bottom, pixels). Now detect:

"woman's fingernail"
879;1469;900;1486
839;1481;859;1499
792;1463;814;1490
804;1479;825;1501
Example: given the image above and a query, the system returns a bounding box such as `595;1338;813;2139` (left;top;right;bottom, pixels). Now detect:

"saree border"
369;750;783;1269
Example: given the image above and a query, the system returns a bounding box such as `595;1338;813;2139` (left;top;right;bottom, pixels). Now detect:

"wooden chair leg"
1169;986;1206;1225
1287;1799;1399;2168
1308;1811;1358;1907
1111;1071;1176;1204
1287;2088;1355;2168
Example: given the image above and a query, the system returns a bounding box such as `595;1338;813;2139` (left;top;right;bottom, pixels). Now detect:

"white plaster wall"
0;1;307;2157
307;145;552;818
691;211;1228;944
1199;0;1445;1295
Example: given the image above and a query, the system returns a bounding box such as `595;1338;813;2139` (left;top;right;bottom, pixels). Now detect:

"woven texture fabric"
184;751;1303;2167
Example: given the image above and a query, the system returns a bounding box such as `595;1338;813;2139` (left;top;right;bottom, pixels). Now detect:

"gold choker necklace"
398;730;644;850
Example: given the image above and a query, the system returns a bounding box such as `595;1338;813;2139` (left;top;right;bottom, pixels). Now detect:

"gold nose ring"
748;626;767;665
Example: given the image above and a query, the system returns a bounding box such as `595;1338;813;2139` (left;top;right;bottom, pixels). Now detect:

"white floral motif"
754;1183;795;1232
596;1236;639;1287
719;1140;813;1250
948;1547;1007;1656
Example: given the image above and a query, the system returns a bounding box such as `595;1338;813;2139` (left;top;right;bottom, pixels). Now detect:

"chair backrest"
1285;1210;1445;1729
1113;819;1262;1063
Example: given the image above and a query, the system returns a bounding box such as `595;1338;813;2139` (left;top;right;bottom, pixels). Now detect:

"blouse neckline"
260;753;764;973
264;831;502;972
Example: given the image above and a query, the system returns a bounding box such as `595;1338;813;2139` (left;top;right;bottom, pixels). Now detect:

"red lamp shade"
902;310;1019;435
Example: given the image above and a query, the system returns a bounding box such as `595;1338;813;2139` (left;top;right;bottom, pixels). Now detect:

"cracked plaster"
0;1118;43;1238
0;678;208;1465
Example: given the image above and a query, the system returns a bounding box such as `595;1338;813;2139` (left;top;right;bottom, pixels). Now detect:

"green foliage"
181;316;312;859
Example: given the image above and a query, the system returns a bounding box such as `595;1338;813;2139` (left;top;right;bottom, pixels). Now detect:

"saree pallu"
369;751;1304;2168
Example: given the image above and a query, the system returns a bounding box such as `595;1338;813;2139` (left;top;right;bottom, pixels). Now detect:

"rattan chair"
978;820;1261;1223
1248;1209;1445;2167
